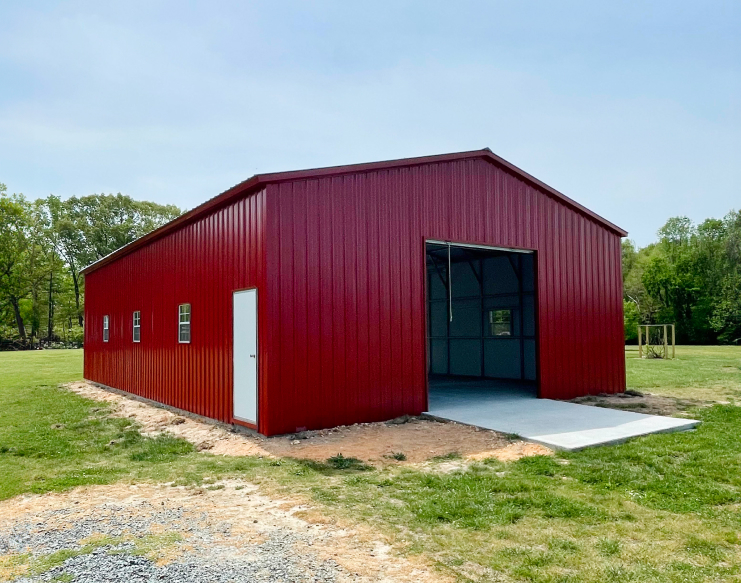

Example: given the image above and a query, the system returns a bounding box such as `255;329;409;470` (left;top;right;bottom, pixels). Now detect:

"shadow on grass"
285;454;374;476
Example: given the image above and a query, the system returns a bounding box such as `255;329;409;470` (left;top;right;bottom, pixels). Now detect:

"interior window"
489;309;512;336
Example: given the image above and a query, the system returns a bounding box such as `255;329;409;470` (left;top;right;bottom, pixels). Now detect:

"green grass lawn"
2;348;741;582
0;349;84;390
626;345;741;401
0;350;261;501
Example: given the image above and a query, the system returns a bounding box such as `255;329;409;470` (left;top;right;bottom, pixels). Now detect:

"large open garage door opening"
425;241;538;415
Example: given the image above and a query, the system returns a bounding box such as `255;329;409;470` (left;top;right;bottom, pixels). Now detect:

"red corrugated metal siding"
84;189;268;431
84;154;624;437
263;158;624;435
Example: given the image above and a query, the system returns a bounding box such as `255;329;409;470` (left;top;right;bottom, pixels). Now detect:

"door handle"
249;354;256;358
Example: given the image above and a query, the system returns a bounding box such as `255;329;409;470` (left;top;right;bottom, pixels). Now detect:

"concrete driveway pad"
427;380;700;451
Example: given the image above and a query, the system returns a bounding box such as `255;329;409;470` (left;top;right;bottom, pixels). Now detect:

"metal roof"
81;148;627;275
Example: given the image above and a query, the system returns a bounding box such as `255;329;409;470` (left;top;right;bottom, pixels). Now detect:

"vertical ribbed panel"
263;158;624;435
84;155;625;437
83;189;267;429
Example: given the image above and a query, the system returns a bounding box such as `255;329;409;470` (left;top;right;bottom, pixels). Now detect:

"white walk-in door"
233;289;258;425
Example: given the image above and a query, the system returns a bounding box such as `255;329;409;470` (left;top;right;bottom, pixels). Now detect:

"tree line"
623;211;741;344
0;183;180;349
2;180;739;348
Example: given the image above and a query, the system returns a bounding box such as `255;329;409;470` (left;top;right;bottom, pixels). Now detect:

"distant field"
626;345;741;401
0;349;83;390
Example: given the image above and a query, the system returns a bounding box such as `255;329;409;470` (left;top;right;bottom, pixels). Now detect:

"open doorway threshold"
426;379;700;451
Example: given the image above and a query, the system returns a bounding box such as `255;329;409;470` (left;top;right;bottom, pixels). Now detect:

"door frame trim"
426;239;535;254
423;238;541;405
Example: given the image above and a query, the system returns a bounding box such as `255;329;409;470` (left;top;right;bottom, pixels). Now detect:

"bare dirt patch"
67;381;267;456
65;382;550;465
569;391;710;416
0;481;448;582
264;421;551;466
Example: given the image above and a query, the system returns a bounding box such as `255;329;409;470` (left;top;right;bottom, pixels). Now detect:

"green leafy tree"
0;185;181;348
625;210;741;344
623;300;641;342
0;186;33;344
708;211;741;343
622;241;663;330
36;195;87;326
37;194;180;326
710;273;741;343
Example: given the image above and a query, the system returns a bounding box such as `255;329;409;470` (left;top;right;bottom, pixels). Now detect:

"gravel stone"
5;493;344;583
14;535;341;583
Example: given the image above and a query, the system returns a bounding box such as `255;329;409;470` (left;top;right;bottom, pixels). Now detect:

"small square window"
103;315;109;343
489;309;512;336
178;304;191;343
133;311;141;343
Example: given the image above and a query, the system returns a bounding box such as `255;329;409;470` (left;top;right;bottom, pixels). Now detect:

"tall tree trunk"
31;285;39;342
10;296;27;345
71;268;83;326
47;270;55;340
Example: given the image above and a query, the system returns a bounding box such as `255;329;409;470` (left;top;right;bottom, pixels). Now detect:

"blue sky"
0;1;738;246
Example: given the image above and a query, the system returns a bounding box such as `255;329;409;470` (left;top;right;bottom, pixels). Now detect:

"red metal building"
83;149;627;436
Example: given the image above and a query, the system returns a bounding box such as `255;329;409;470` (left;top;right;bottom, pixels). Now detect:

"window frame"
103;315;109;343
488;309;513;337
133;311;141;343
178;304;191;344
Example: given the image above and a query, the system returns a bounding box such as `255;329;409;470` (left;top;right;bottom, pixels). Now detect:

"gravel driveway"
0;481;441;583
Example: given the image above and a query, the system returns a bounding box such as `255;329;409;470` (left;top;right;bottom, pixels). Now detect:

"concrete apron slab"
426;395;700;451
